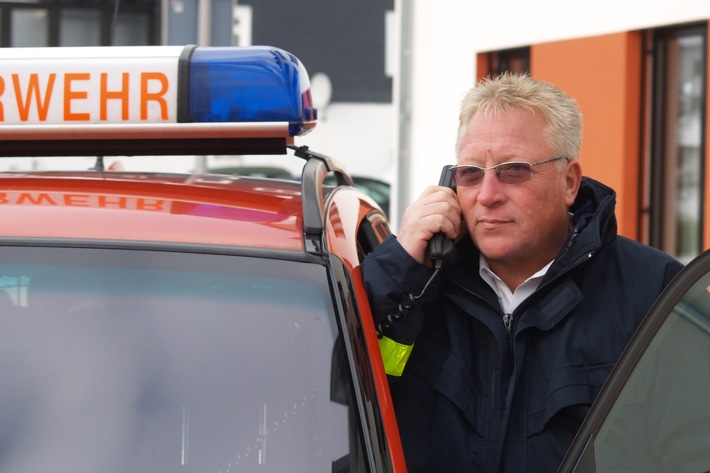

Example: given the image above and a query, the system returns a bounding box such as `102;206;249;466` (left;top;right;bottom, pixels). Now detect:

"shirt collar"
479;254;554;314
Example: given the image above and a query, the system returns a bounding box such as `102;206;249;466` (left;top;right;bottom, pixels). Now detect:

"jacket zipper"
503;313;512;337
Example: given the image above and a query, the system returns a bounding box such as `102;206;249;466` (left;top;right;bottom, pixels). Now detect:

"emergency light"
0;45;317;156
186;47;316;134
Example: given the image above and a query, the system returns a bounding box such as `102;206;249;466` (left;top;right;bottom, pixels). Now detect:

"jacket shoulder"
605;235;684;283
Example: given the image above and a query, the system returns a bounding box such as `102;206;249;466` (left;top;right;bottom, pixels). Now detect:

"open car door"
557;249;710;473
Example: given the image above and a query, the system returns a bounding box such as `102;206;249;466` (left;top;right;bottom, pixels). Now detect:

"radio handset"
427;165;458;268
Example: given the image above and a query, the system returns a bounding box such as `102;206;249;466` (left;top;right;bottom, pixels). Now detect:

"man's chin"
474;238;517;260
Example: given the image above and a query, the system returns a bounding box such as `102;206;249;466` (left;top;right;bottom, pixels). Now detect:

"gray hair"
457;73;583;163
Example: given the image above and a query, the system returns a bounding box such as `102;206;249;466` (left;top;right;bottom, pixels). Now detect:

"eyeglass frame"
448;157;569;187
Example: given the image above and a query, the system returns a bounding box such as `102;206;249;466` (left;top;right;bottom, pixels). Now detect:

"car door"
557;248;710;473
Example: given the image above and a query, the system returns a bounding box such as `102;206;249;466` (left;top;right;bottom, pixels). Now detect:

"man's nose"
476;169;504;205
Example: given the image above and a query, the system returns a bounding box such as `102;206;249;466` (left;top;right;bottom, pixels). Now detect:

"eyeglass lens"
453;162;533;186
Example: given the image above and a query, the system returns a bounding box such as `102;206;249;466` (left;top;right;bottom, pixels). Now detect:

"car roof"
0;171;307;251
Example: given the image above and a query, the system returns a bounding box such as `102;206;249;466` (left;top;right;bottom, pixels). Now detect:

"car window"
0;246;363;473
561;251;710;473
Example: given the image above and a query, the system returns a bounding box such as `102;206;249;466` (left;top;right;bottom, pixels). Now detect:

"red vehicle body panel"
0;171;407;471
0;172;305;250
325;188;407;472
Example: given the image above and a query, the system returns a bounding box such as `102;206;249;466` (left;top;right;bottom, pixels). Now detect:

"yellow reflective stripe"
378;336;414;377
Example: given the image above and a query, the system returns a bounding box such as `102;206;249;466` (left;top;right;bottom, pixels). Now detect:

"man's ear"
564;159;583;207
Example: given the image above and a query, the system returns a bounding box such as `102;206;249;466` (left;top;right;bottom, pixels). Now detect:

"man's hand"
397;185;463;265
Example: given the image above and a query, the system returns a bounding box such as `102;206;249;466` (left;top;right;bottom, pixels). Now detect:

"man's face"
456;107;581;275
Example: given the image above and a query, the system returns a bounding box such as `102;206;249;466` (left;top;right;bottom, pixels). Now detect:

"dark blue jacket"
362;177;683;472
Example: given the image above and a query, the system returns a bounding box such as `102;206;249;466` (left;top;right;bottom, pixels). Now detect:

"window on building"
642;24;707;263
0;0;158;47
10;6;49;46
486;47;531;78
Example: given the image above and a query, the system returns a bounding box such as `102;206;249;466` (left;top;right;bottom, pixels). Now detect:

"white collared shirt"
479;254;553;316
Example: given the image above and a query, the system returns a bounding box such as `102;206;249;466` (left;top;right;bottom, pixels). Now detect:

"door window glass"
589;268;710;471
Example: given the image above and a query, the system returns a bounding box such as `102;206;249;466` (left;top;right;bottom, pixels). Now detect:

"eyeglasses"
450;157;568;187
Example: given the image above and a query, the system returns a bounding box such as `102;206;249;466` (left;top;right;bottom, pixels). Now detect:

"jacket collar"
549;176;617;278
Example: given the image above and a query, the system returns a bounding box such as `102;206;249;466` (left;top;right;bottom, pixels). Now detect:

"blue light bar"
0;45;317;146
184;46;317;136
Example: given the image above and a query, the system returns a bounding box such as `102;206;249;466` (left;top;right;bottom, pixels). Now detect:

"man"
361;73;683;472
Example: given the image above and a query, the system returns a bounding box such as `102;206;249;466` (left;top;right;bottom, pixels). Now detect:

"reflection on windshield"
0;249;354;473
593;272;710;473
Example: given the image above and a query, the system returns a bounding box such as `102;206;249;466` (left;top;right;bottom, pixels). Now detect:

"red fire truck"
0;45;406;472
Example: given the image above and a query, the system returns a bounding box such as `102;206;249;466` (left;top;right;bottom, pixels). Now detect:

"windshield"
0;247;359;472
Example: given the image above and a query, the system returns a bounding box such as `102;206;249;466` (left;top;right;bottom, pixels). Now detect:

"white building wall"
237;103;396;182
2;1;710;229
401;0;710;222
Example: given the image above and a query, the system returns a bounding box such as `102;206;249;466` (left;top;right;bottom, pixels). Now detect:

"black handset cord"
416;258;443;298
376;259;443;337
